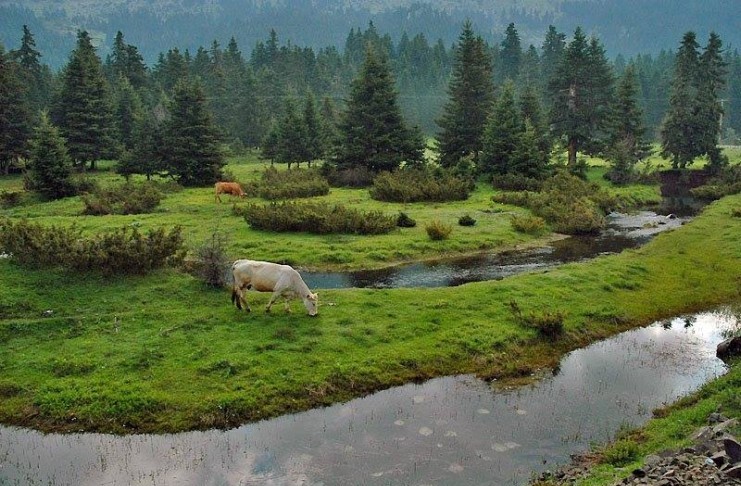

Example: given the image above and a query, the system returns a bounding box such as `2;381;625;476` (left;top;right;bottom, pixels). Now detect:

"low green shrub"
510;214;547;235
506;300;565;340
243;201;396;235
322;165;375;188
0;219;185;275
425;220;452;240
493;172;611;234
0;191;23;208
491;191;532;207
492;173;544;192
192;232;230;287
601;439;640;466
458;214;477;226
252;166;330;200
396;212;417;228
81;182;163;215
370;169;471;203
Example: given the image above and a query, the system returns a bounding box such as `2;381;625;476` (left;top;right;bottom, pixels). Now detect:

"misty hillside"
1;0;739;68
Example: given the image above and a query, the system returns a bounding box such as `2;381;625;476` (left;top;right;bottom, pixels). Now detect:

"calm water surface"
0;311;736;486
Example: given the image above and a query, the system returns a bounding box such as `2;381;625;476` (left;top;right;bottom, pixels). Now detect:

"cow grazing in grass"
231;259;319;316
215;182;246;202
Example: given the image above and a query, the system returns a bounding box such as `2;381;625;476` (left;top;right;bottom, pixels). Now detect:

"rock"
42;309;54;317
692;426;714;442
631;468;646;478
708;412;728;424
717;336;741;360
667;213;677;219
725;437;741;464
726;465;741;479
644;455;662;467
713;419;739;436
710;451;728;467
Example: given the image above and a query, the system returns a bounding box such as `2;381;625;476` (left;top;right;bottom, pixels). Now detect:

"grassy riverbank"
533;357;741;485
0;187;738;433
0;155;662;271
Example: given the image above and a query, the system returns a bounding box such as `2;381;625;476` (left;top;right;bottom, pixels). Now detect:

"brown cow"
215;182;246;202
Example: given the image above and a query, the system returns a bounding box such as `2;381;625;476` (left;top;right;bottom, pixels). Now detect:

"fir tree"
114;76;144;152
0;44;32;174
26;112;75;199
511;119;550;179
519;84;551;162
161;78;224;186
548;28;614;169
698;32;727;171
480;81;523;175
606;64;650;183
275;98;310;169
540;25;566;102
660;32;702;169
500;23;522;83
437;21;495;168
334;46;423;172
54;30;118;170
302;92;325;166
10;25;51;119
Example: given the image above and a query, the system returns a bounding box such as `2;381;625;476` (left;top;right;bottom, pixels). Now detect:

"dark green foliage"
605;64;651;184
396;212;417;228
0;44;32;175
116;111;165;180
425;220;452;240
480;81;522;175
193;231;230;288
81;182;163;215
499;23;522;83
271;98;310;168
689;165;741;200
492;172;617;234
251;166;330;200
54;30;119;169
25;112;75;199
492;173;544;192
369;169;471;203
601;440;640;466
506;300;565;340
321;165;376;188
548;28;614;167
0;219;185;275
458;214;476;227
161;78;225;186
334;46;424;172
0;191;23;208
661;32;727;170
243;202;396;235
437;21;494;168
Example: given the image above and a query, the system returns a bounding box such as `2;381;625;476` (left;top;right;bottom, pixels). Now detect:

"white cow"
231;259;319;316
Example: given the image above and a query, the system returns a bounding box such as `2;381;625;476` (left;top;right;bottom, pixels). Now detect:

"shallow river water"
0;310;737;486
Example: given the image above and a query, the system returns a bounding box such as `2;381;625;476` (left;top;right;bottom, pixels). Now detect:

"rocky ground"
532;413;741;485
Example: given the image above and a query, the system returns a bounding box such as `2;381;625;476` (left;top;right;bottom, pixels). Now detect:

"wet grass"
0;189;738;433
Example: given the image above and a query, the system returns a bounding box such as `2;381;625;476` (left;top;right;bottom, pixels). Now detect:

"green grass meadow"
0;157;739;433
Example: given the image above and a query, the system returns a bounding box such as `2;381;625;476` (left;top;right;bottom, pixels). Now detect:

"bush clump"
396;212;417;228
0;219;185;275
192;232;230;287
250;166;330;200
458;214;476;226
510;214;547;235
601;440;640;466
0;191;23;208
81;182;164;215
370;169;472;203
507;300;565;340
492;173;544;192
690;166;741;200
321;165;376;188
493;172;617;234
425;220;453;240
243;201;396;235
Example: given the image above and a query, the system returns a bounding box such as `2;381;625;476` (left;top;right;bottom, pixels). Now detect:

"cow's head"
303;292;319;316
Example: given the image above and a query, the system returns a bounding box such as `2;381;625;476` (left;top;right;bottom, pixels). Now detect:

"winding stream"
304;204;692;290
0;310;737;485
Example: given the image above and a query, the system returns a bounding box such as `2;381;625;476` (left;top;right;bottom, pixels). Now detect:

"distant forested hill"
1;0;739;68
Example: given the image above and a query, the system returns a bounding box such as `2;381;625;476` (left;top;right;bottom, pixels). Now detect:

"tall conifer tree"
162;78;224;185
26;112;75;199
55;30;118;170
334;46;423;172
480;81;523;175
437;21;495;168
0;44;32;174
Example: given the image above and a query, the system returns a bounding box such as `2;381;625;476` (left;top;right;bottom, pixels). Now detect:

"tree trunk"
567;138;577;167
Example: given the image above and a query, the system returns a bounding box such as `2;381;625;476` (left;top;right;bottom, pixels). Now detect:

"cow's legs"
231;284;251;312
283;299;292;313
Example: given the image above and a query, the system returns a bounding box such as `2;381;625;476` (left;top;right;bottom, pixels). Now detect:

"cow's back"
232;260;295;292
